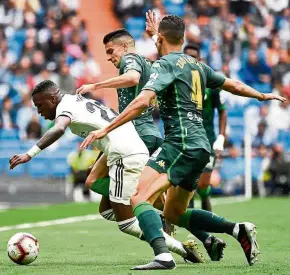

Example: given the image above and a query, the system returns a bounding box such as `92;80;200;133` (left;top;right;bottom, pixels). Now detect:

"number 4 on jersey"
191;70;203;110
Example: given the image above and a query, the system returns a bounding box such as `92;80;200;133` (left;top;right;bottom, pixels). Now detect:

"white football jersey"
55;94;149;165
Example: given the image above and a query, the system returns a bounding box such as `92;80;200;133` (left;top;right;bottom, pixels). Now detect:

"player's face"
105;41;125;68
184;49;201;60
33;92;57;120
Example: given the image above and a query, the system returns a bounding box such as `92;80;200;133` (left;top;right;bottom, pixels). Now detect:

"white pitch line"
0;214;102;232
0;196;250;232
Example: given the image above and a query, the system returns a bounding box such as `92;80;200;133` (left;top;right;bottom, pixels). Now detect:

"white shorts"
108;154;148;205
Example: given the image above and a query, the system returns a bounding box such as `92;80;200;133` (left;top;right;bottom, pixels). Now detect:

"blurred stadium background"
0;0;290;208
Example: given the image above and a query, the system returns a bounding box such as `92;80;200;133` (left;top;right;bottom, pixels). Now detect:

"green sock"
179;209;235;235
134;202;169;256
90;177;110;196
197;186;211;200
179;209;211;243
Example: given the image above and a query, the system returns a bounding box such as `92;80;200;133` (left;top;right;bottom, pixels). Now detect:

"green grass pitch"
0;198;289;275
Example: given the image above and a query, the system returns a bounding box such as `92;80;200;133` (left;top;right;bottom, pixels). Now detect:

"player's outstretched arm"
9;116;71;170
222;78;286;102
80;90;156;149
76;70;141;95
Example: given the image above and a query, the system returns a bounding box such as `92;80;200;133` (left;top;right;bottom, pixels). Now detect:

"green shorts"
203;153;217;173
147;142;210;191
141;135;164;156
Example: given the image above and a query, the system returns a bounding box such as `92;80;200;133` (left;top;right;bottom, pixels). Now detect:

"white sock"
232;223;239;239
155;252;174;262
100;209;116;222
163;232;187;257
117;218;187;258
117;217;143;238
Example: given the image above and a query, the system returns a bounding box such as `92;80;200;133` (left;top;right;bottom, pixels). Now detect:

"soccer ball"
7;232;39;265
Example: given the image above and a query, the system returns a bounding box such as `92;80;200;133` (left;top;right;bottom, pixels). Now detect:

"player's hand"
259;93;286;102
213;134;225;155
9;154;31;170
76;84;97;95
80;128;109;150
146;10;160;37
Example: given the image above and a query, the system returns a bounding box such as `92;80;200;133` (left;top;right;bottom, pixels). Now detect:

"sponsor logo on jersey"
156;160;165;168
187;112;203;122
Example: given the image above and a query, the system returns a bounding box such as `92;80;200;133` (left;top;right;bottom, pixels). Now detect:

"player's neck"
161;44;182;56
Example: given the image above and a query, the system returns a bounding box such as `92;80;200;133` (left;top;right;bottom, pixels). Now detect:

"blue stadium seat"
0;140;21;150
251;157;263;181
27;159;50;178
50;158;70;178
5;162;26;177
165;4;185;17
0;129;19;140
125;17;145;30
125;17;145;40
220;157;245;180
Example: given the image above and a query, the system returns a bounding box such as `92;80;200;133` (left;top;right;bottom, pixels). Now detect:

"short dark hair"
158;15;185;45
103;28;134;45
184;44;200;55
32;80;58;96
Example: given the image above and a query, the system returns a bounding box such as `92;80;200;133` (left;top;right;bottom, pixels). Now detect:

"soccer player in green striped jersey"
81;13;285;270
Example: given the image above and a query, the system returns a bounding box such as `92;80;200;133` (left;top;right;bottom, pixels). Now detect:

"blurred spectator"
0;97;18;129
184;14;201;45
266;36;281;67
31;50;46;75
67;143;99;202
252;120;276;148
272;49;290;85
26;114;42;139
59;62;76;95
0;0;24;29
208;41;223;71
268;99;290;131
239;49;271;93
114;0;146;22
152;0;166;19
264;144;290;195
33;64;59;86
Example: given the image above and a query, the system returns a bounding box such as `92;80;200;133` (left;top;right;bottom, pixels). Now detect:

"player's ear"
123;41;129;53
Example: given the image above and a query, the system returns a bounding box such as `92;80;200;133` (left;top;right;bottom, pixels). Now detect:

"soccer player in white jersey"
9;80;204;263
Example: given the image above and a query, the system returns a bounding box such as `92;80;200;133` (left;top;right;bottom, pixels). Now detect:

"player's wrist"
26;145;41;158
258;93;266;101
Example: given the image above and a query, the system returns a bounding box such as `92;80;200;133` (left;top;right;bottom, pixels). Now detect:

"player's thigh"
86;153;109;187
132;168;171;206
141;135;164;156
163;186;193;225
108;154;148;207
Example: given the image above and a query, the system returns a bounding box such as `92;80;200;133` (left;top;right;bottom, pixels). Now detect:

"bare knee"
85;177;94;189
163;207;187;225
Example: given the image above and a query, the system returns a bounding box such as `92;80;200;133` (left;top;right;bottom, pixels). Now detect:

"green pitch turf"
0;198;289;275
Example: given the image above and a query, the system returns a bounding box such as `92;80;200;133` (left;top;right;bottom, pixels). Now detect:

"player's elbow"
128;75;140;86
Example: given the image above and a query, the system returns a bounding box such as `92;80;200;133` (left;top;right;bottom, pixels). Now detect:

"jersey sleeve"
142;58;176;94
55;95;75;121
201;63;226;89
120;54;143;74
212;89;227;111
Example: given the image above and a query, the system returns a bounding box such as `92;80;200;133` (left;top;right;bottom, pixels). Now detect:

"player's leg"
142;135;175;236
130;166;176;269
108;156;201;264
196;155;216;212
165;184;259;265
165;186;226;261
